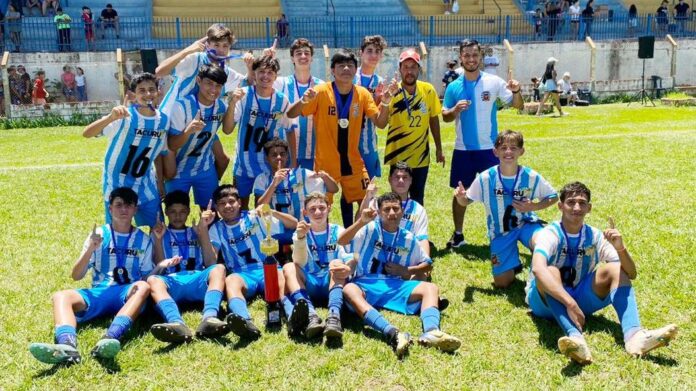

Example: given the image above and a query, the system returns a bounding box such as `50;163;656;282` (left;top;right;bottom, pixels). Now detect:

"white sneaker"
625;324;678;358
558;335;592;365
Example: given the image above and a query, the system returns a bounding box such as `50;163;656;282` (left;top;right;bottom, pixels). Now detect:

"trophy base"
265;301;282;330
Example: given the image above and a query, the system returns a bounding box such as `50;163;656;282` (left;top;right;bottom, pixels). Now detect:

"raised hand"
152;213;166;240
243;52;255;69
200;199;216;227
365;177;378;200
302;87;317;103
262;38;278;57
231;87;246;104
188;36;207;53
89;224;103;249
359;207;378;224
453;180;467;200
603;216;625;251
296;220;309;240
109;105;130;120
507;69;521;93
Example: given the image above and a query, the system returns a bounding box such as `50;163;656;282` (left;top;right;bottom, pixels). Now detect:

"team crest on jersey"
482;91;491;101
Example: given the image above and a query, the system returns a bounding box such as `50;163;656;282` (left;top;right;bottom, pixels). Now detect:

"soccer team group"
28;23;678;367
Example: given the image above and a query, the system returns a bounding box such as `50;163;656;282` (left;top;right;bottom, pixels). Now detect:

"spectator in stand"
61;65;77;102
656;1;669;34
569;0;581;39
276;13;290;47
99;3;120;39
483;47;500;75
54;7;71;52
581;0;594;39
674;0;690;35
628;4;638;36
26;0;42;16
534;8;544;40
32;70;49;105
82;6;95;51
5;4;21;52
8;66;23;105
443;0;453;14
18;65;32;104
76;67;87;102
0;12;4;53
442;60;459;93
43;0;60;17
546;1;561;41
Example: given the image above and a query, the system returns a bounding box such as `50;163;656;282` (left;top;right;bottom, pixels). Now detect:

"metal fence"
1;13;694;53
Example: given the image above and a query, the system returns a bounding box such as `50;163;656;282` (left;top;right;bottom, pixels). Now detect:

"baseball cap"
399;49;421;66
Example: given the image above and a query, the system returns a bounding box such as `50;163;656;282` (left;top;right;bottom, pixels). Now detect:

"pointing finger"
608;216;615;229
92;224;97;234
272;38;278;50
508;69;513;82
207;199;213;211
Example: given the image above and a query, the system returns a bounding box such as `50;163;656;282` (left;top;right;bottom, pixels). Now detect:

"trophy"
259;204;282;329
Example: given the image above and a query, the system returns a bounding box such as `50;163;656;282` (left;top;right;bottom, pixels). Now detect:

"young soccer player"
225;55;295;210
165;64;232;210
283;192;353;340
338;192;461;357
527;182;678;364
147;190;230;343
454;130;557;288
83;73;172;227
28;188;180;365
199;185;298;340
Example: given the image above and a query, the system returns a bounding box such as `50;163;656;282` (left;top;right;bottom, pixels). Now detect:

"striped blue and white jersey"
274;75;323;161
233;86;292;179
292;223;352;276
354;69;383;156
160;52;245;116
443;71;513;151
528;222;619;290
208;210;282;273
367;198;429;241
100;107;170;203
252;168;326;220
169;94;228;178
160;227;204;275
467;165;557;240
83;224;153;287
352;220;431;279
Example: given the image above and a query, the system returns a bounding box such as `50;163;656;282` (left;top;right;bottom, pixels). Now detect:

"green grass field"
0;104;694;390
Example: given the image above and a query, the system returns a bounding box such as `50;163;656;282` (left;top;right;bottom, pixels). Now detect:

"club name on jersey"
201;114;223;122
309;244;337;253
133;128;164;138
495;188;530;198
561;246;596;257
169;240;199;247
108;247;142;257
374;241;405;255
224;225;259;245
250;109;280;121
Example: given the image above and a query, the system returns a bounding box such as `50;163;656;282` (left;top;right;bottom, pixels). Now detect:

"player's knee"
210;264;226;277
130;281;151;298
422;281;439;298
282;262;297;276
343;283;362;299
493;272;515;289
51;290;71;305
146;275;165;290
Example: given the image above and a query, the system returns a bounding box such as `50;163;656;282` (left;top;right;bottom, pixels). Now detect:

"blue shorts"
353;277;422;315
165;169;218;208
304;271;331;303
526;271;611;319
449;149;499;188
104;198;163;228
297;158;314;171
490;222;543;276
234;175;255;199
233;267;279;300
75;284;134;323
361;151;382;179
154;265;215;304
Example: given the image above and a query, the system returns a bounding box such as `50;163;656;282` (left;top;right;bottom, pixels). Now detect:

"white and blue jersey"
400;199;429;241
352;221;431;279
83;224;153;287
208;210;282;273
100;107;171;203
466;165;557;240
169;94;228;178
161;227;205;274
160;52;245;116
443;71;513;151
293;223;352;276
355;69;383;156
274;75;323;161
252;168;326;220
233;86;291;179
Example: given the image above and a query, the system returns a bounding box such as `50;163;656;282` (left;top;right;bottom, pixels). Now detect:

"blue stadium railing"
1;13;694;53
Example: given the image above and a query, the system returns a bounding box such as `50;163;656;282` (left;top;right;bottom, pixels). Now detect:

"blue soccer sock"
55;325;77;347
228;297;251;320
105;315;133;341
281;296;294;318
290;289;316;315
420;306;441;333
202;289;223;320
545;295;582;338
327;285;344;315
155;298;184;324
364;308;396;336
610;286;642;342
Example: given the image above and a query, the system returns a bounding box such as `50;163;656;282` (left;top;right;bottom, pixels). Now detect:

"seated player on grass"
338;192;461;358
199;184;298;340
29;187;181;365
283;192;353;341
527;182;678;365
454;130;557;288
147;190;230;344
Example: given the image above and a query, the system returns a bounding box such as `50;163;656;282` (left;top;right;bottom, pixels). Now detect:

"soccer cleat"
558;335;592;365
151;322;193;343
323;313;343;339
388;330;412;358
29;343;81;365
306;314;325;339
90;337;121;359
446;232;465;249
226;313;261;340
438;296;450;311
625;324;678;358
195;317;230;339
418;330;462;353
287;299;310;337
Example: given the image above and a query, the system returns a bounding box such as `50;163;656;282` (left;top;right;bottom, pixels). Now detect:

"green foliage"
0;112;100;129
663;91;692;99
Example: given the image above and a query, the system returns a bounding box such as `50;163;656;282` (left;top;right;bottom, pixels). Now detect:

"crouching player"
338;192;461;358
283;192;353;340
199;185;298;340
148;190;230;343
29;188;180;365
527;182;678;365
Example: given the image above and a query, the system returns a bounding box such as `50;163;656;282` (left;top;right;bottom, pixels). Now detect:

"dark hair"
290;38;314;57
376;192;402;209
212;184;240;204
459;39;481;53
495;130;524;148
559;182;591;202
109;187;138;206
331;49;358;69
360;35;387;52
542;63;554;83
531;77;539;83
57;7;63;11
446;60;457;68
263;137;289;156
164;190;191;209
129;72;157;92
197;63;228;86
106;4;113;8
252;55;281;73
389;161;413;179
206;23;236;45
36;70;45;76
629;4;637;15
82;6;90;10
